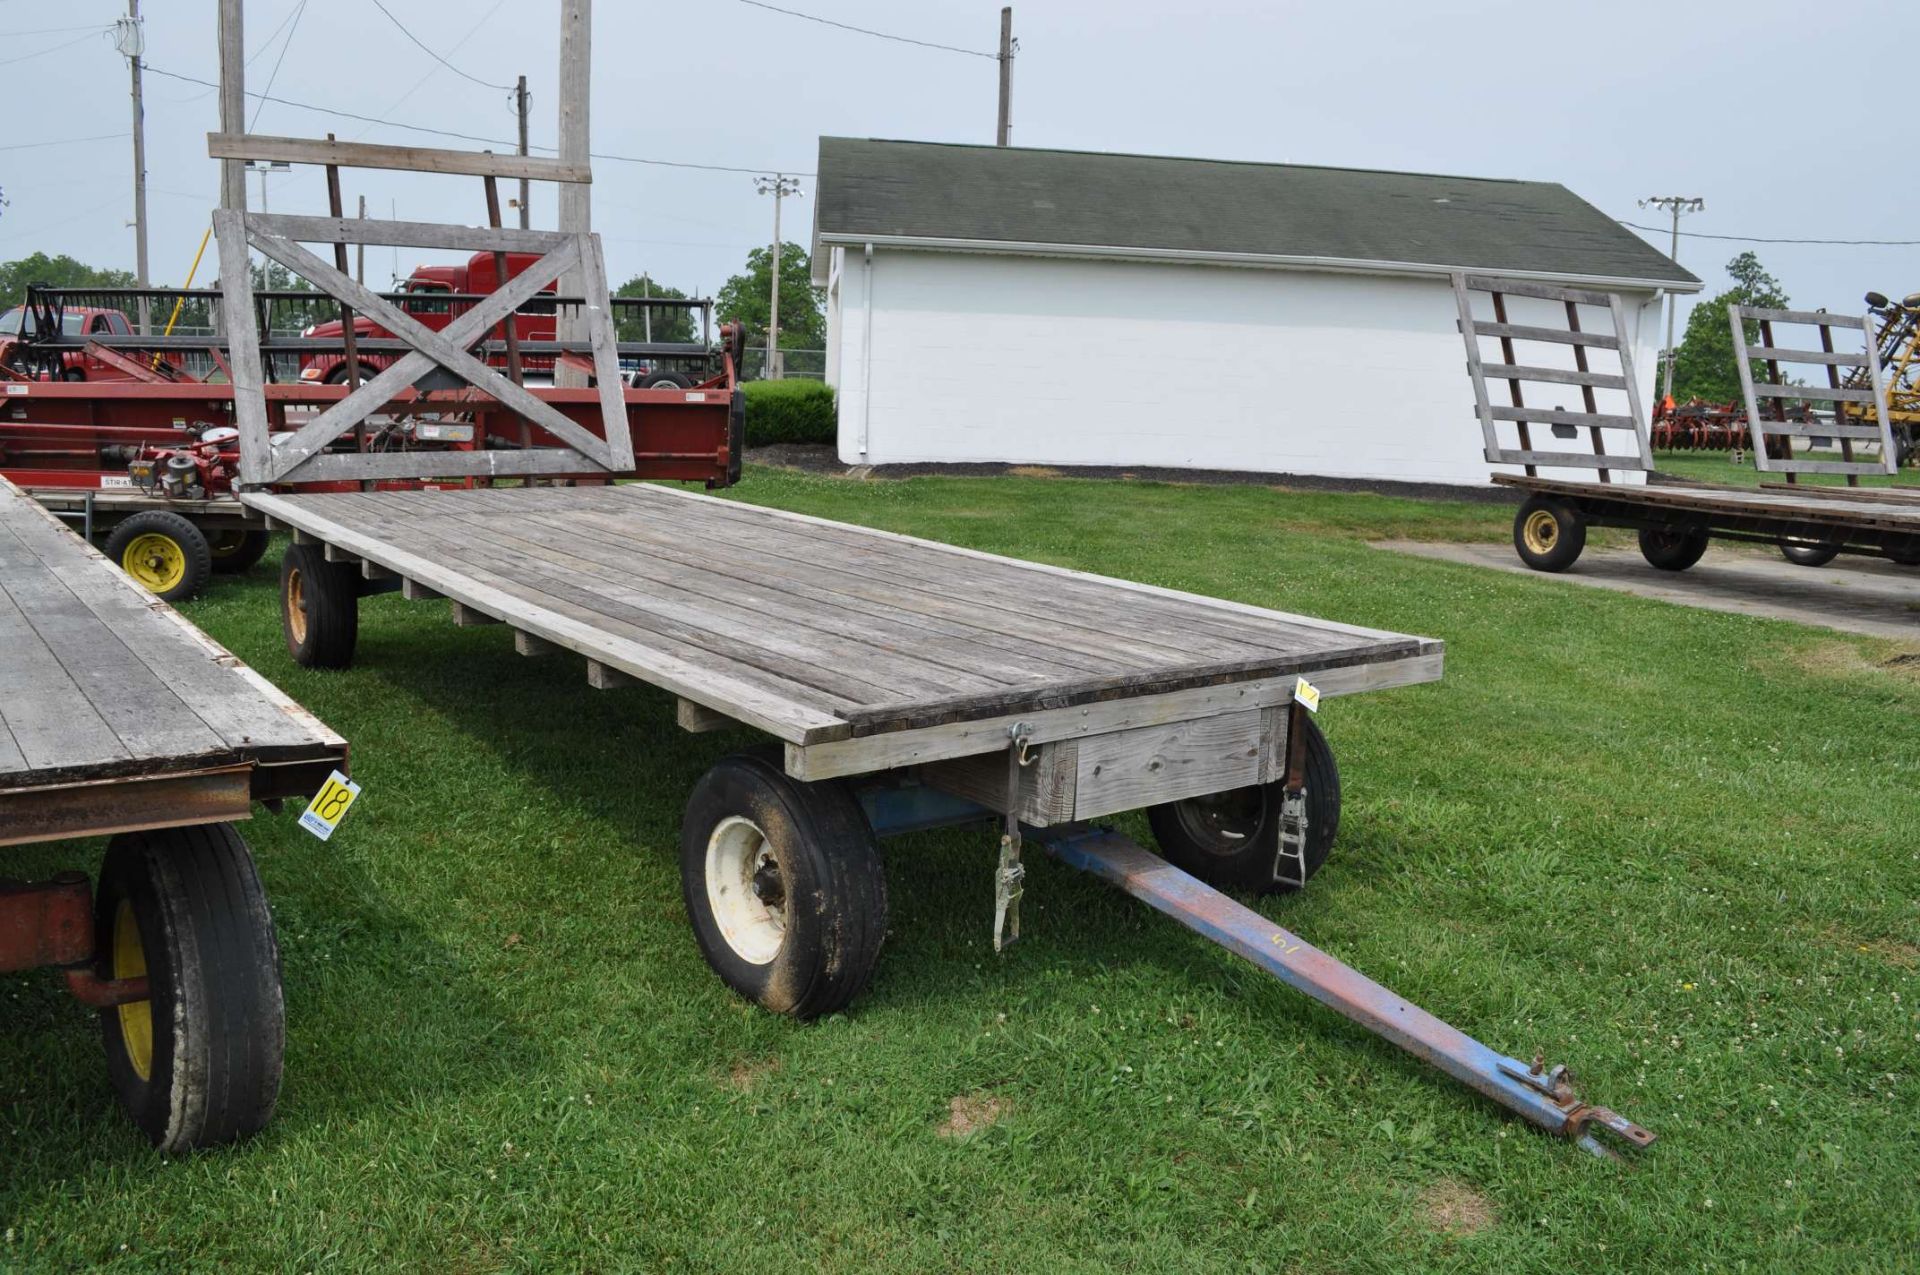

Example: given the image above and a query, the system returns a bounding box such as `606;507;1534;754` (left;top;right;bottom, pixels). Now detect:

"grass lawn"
3;468;1916;1272
1653;450;1920;490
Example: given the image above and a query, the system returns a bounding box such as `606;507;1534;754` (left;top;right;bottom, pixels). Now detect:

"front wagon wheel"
1146;715;1341;895
1513;496;1586;572
680;752;888;1020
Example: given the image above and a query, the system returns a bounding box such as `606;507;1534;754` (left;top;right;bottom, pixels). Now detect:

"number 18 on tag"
298;771;361;841
1293;676;1321;714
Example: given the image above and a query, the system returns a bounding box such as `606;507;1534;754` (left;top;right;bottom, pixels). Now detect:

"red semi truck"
297;251;700;389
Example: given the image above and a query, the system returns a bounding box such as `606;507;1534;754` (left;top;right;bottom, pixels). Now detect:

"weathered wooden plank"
211;210;272;486
1604;291;1655;467
0;560;131;776
1478;363;1626;391
1748;458;1904;476
207;133;592;184
585;660;635;690
1469;320;1620;350
1733;305;1864;328
245;212;580;253
514;630;556;656
1453;273;1501;462
1464;276;1616;307
1489;406;1638;430
1070;709;1265;821
786;653;1444;781
286;450;616;484
1748;419;1886;440
1747;346;1866;367
1749;383;1878;403
402;578;443;601
1487;449;1649;470
1491;474;1920;531
920;740;1080;826
449;602;499;627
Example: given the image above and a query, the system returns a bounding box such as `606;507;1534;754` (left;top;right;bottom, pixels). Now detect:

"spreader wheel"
1146;715;1341;895
680;752;888;1020
94;823;285;1153
104;511;211;603
207;527;271;574
1513;496;1586;572
1638;526;1710;572
280;542;359;668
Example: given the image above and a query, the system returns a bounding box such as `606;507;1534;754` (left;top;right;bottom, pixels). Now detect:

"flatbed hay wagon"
0;475;346;1151
170;94;1666;1159
1452;274;1920;572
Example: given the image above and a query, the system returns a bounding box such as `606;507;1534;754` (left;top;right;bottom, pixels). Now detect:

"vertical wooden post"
554;0;590;389
1489;291;1536;477
217;0;245;213
516;75;531;230
1565;300;1609;483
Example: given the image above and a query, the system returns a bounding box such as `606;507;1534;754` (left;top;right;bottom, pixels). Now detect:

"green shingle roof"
813;137;1699;289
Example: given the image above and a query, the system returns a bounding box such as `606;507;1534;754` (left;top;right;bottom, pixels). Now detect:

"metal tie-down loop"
1274;697;1312;888
994;722;1036;952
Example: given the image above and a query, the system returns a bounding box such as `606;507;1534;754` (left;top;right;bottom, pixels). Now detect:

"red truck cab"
298;252;557;384
0;306;138;381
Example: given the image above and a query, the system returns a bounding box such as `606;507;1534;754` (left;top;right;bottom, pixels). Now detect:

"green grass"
4;468;1917;1272
1653;449;1920;489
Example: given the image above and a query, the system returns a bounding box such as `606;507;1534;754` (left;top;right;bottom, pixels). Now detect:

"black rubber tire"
94;823;284;1153
1638;526;1710;572
1512;496;1586;572
1146;715;1341;896
324;362;381;386
207;528;271;574
635;370;694;390
104;510;212;603
1780;541;1840;568
280;541;359;668
1886;543;1920;567
680;751;888;1020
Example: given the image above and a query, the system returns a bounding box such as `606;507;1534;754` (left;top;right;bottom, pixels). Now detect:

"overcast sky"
3;0;1914;334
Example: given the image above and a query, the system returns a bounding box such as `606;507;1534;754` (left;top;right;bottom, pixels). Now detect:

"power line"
142;64;815;176
355;0;511;142
368;0;511;90
731;0;994;58
1619;219;1920;248
249;0;308;131
0;28;105;68
0;131;127;152
0;24;115;36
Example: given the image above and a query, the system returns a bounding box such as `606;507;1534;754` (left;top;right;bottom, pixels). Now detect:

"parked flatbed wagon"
0;475;346;1151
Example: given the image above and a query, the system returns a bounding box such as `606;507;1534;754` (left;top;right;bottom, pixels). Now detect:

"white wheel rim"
705;815;786;965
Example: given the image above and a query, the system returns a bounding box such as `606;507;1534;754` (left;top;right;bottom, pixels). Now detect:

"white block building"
812;138;1701;487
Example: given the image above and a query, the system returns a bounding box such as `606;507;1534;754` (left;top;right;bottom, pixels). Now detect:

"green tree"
1667;252;1789;404
0;252;136;307
716;242;824;352
614;273;695;344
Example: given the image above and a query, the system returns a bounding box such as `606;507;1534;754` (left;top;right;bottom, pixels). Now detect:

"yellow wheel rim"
286;567;308;645
1522;509;1560;555
112;899;154;1083
121;533;187;594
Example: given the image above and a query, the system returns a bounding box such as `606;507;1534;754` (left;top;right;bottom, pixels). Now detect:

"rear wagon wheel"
680;752;888;1019
95;823;285;1152
207;527;271;574
1780;540;1840;568
1638;525;1710;571
280;542;359;668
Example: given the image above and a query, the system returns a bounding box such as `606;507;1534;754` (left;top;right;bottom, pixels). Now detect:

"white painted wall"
829;249;1663;487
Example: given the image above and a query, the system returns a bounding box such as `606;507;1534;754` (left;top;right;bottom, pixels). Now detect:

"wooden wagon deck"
1495;473;1920;534
242;483;1443;779
1;477;345;845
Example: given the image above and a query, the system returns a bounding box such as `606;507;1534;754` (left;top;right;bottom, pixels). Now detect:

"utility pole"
555;0;590;388
515;75;531;229
217;0;245;213
1639;195;1704;403
754;174;801;379
996;7;1014;146
117;1;150;333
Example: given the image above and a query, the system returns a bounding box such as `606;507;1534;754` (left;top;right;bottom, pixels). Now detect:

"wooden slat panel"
1470;321;1620;350
1748;420;1886;440
1734;305;1865;328
1070;710;1264;821
1748;459;1901;476
1489;406;1638;430
1479;363;1626;390
208;133;592;183
246;212;576;254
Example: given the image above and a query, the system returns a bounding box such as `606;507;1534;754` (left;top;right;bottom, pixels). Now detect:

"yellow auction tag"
1293;677;1321;714
298;770;361;841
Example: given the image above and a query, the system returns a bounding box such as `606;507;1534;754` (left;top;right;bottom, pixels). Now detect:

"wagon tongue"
1037;826;1657;1159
